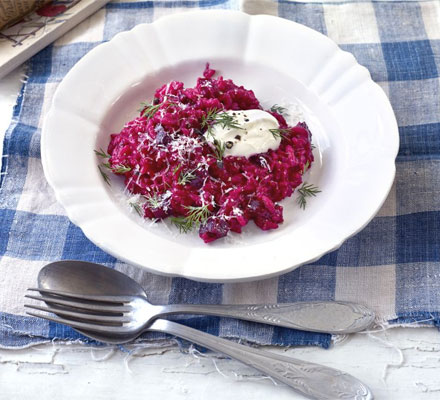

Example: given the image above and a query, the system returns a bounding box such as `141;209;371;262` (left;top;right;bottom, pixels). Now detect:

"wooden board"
0;0;109;79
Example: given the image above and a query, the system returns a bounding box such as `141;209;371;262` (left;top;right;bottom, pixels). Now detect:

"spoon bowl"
38;260;145;343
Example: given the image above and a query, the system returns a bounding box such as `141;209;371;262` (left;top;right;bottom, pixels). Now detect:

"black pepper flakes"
244;119;249;122
226;141;234;149
235;135;241;140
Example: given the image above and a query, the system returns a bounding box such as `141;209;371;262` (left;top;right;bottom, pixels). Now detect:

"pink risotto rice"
106;65;314;243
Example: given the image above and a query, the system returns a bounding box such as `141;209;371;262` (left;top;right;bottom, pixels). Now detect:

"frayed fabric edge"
1;311;438;350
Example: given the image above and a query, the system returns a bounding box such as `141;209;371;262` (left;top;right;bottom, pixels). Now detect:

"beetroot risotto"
98;65;317;243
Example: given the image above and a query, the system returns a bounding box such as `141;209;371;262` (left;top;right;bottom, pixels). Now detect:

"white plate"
41;10;399;282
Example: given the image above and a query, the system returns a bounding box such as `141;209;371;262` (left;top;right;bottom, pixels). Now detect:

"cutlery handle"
150;319;373;400
159;301;375;334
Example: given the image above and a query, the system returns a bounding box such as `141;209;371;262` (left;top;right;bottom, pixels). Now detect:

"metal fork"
24;288;375;335
25;289;374;400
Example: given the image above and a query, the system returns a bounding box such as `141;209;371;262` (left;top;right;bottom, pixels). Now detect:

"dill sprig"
95;148;112;185
201;109;243;138
212;139;226;161
297;182;321;210
269;128;291;140
129;202;143;216
173;163;182;175
100;162;131;174
270;104;288;115
94;148;110;158
214;112;243;130
302;161;310;175
144;192;163;209
170;204;211;233
139;100;177;120
112;164;132;174
200;108;219;129
178;169;197;185
139;102;161;119
98;165;111;186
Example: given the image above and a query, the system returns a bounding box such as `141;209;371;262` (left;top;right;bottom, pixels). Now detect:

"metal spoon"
36;260;374;400
38;260;375;343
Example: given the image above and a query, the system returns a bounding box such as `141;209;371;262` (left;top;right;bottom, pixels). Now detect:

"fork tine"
27;288;134;303
26;311;132;334
25;293;132;313
24;304;131;324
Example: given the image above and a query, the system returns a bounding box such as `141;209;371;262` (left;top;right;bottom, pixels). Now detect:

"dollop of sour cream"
205;109;281;158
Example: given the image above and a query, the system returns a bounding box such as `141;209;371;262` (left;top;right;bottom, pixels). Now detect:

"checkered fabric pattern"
1;0;440;348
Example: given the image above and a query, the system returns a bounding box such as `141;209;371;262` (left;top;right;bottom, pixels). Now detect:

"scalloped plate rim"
41;10;399;282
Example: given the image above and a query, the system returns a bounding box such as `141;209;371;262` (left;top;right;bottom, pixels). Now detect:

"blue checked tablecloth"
1;0;440;348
